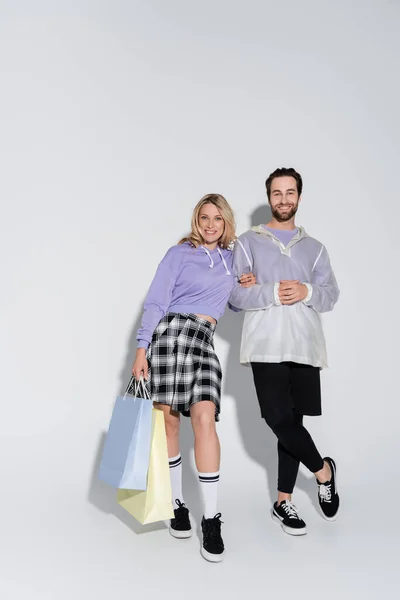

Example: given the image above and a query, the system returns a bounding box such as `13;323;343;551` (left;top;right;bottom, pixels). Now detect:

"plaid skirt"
144;313;222;421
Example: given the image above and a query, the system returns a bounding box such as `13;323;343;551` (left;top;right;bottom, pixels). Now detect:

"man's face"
269;176;300;222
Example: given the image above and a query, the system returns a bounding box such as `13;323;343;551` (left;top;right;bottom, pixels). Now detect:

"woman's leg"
154;403;180;457
191;400;224;561
190;401;220;472
190;401;220;518
154;403;183;504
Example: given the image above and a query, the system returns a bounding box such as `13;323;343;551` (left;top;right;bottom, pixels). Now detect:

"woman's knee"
191;403;216;435
154;404;180;438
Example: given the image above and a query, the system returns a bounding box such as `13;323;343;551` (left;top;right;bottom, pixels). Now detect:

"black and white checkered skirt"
144;313;222;420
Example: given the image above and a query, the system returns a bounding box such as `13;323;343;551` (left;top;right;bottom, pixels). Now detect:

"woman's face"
198;203;225;248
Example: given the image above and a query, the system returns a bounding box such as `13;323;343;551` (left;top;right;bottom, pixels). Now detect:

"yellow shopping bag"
117;408;174;524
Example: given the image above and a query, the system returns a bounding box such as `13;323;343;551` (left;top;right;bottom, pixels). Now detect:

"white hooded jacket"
229;226;339;368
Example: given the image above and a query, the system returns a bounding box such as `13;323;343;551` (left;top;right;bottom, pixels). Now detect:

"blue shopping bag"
99;378;153;490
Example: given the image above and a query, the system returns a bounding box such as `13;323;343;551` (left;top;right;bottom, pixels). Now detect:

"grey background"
0;1;399;599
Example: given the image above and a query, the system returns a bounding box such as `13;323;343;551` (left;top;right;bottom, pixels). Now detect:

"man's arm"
303;245;339;313
228;236;280;311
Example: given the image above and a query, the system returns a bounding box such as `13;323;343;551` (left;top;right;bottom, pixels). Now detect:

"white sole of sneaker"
169;527;192;539
320;513;338;522
200;547;225;562
272;513;307;536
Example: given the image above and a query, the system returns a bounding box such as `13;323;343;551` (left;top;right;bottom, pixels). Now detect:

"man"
229;167;340;536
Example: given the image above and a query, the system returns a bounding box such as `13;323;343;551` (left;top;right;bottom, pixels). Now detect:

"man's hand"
278;280;308;305
239;272;256;288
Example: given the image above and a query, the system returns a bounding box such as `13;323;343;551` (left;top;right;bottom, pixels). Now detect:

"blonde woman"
132;194;255;562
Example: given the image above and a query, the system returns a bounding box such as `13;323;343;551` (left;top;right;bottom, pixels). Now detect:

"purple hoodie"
137;242;235;348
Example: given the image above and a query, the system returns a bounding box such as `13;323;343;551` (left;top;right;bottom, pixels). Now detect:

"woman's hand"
132;348;149;380
239;272;256;288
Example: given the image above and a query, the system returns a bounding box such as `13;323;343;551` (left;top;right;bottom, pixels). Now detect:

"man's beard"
271;203;298;222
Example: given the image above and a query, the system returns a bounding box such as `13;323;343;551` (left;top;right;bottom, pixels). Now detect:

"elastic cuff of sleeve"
137;340;150;350
274;282;282;306
303;283;313;303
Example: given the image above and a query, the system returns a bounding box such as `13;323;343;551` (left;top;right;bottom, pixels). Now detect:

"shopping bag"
117;408;174;524
99;378;152;490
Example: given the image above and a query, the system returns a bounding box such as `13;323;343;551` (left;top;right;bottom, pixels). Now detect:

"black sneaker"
272;500;307;536
169;500;192;539
317;457;340;521
201;514;225;562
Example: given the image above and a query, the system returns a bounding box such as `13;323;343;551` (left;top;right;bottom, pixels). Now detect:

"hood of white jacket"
250;224;308;244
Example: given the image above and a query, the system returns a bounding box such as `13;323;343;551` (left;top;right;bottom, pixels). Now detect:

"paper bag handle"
123;376;150;400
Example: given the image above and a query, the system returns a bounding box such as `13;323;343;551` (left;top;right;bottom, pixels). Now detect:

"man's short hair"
265;167;303;199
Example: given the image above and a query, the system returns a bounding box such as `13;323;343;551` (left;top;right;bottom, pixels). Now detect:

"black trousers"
251;362;324;494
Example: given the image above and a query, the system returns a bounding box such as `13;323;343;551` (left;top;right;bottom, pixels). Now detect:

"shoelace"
281;501;301;520
173;500;189;524
318;483;332;503
203;513;223;543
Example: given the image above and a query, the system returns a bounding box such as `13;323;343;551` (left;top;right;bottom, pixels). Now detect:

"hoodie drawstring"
202;247;214;269
236;239;253;270
217;247;231;275
201;247;231;275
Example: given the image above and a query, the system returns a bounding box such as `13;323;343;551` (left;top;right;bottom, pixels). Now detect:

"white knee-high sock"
198;471;220;519
169;454;184;507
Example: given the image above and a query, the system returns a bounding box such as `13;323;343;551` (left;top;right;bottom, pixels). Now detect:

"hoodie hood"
250;225;308;257
251;224;308;242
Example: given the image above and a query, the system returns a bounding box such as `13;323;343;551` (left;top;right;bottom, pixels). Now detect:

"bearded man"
229;167;340;536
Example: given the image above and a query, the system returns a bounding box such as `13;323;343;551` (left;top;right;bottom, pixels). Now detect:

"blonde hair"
179;194;236;250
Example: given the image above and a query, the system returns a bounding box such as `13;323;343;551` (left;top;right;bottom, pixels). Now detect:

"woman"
132;193;255;562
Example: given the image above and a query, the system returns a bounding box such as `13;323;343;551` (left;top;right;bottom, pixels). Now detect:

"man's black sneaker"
317;457;340;521
169;500;192;539
272;500;307;536
201;513;225;562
